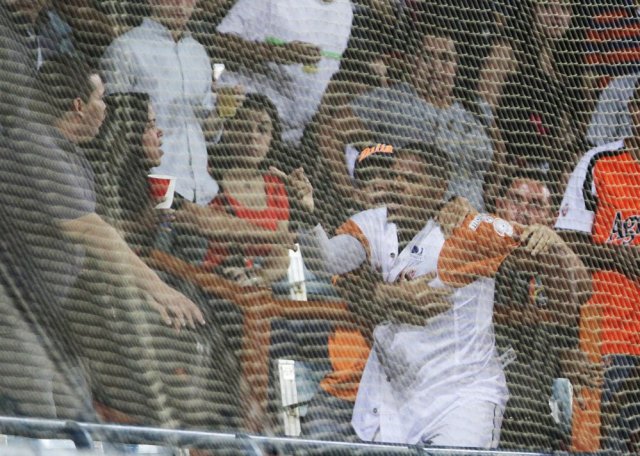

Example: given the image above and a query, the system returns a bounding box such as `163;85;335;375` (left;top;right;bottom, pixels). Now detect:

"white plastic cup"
213;63;225;82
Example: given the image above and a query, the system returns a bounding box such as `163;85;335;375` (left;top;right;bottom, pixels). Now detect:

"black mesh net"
0;0;639;454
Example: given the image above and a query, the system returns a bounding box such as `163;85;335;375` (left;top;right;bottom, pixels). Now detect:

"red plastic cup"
148;174;176;209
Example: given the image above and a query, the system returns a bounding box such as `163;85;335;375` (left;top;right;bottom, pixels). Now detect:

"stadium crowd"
1;0;640;453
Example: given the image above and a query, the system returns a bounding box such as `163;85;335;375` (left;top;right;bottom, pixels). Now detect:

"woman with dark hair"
206;93;313;286
82;93;243;430
85;92;166;254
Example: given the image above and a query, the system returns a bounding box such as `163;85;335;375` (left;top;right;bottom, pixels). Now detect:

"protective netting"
1;0;640;454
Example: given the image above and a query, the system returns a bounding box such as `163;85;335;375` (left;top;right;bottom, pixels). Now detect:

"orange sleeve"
320;329;371;402
438;213;522;287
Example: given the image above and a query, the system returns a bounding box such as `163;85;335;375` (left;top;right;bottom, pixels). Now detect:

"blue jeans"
600;354;640;452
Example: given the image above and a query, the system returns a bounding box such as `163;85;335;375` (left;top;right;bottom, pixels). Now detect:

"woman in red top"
206;94;313;285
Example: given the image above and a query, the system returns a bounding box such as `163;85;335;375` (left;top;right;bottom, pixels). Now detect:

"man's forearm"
61;213;204;329
493;304;548;327
500;245;586;329
384;297;451;326
60;213;164;293
178;201;292;245
543;244;592;315
212;33;300;70
213;33;272;68
375;281;451;325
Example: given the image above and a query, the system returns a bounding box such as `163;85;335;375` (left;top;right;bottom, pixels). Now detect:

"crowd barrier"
0;415;558;455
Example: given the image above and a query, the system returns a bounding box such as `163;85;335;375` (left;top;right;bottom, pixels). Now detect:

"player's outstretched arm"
211;33;320;72
298;223;368;276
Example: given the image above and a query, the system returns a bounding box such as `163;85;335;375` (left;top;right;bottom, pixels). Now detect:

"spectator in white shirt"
216;0;354;146
102;0;312;274
102;0;219;205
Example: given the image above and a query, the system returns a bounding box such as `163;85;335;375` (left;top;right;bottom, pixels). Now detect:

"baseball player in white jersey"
306;141;565;447
306;142;511;447
345;207;509;448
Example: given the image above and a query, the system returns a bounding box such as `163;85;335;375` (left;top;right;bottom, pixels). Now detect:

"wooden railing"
146;249;351;432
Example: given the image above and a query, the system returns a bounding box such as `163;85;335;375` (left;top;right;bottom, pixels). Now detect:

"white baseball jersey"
333;207;507;446
555;139;625;233
344;207;443;282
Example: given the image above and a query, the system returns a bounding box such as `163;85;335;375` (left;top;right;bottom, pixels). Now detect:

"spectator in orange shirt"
556;78;640;452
